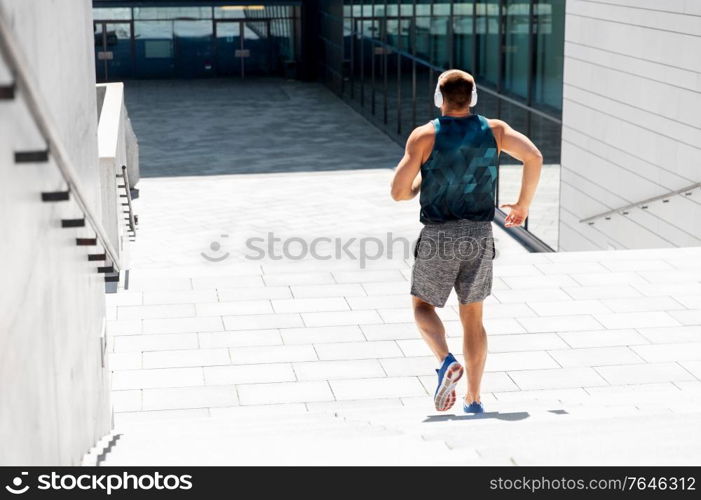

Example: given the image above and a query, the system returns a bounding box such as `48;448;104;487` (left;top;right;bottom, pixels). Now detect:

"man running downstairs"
391;70;542;413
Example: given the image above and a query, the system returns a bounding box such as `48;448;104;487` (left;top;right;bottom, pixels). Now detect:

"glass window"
93;7;131;21
453;5;474;72
503;0;530;99
430;15;450;68
475;0;500;86
533;0;565;112
134;7;211;20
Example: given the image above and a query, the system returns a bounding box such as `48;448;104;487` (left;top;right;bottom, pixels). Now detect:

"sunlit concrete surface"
102;80;701;465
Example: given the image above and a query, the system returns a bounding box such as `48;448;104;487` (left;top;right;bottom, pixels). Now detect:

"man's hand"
500;202;528;227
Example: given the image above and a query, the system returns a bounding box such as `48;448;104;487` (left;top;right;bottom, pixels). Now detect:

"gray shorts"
411;219;495;307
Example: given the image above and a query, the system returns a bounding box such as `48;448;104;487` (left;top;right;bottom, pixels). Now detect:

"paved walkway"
104;79;701;465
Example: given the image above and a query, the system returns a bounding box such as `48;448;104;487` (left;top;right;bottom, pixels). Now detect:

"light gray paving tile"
333;270;405;283
492;288;572;303
669;310;701;325
228;345;318;365
595;362;697;385
601;296;686;313
380;356;436;377
128;276;192;291
118;304;196;320
191;275;265;289
526;300;611;317
204;364;296;385
673;295;701;309
679;361;701;379
223;313;303;330
492;388;591;403
361;281;410;296
293;359;386;380
142;316;224;334
630;343;701;363
237;381;334;405
569;271;647;286
271;297;349;313
217;286;292;301
263;272;335;286
638;270;701;284
346;294;412;310
142;385;237;410
537;262;608;275
106;291;143;307
290;284;366;299
113;333;199;353
142;289;217;305
108;352;143;370
379;306;457;324
502;274;579;290
548;347;644;367
314;340;403;360
196;300;273;317
493;264;542;277
593;311;680;329
306;398;404;412
112;367;205;390
301;310;383;327
562;285;643;300
209;403;308;418
360;323;421;341
112;390;142;412
485;351;561;372
143;348;231;368
280;325;365;344
483;303;537;319
517;315;604;333
329;377;427;400
488;333;569;352
599;259;674;272
637;325;701;344
631;282;701;297
106;319;142;336
507;367;608;390
198;330;283;348
114;409;210;426
557;329;649;348
483;318;527;335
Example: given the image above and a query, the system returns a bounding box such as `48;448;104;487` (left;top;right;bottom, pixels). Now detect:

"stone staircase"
101;384;701;465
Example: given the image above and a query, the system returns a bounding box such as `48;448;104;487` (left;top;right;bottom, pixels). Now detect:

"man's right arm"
390;123;434;201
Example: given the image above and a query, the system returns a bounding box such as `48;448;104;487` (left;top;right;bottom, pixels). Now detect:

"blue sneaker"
433;353;464;411
464;400;484;414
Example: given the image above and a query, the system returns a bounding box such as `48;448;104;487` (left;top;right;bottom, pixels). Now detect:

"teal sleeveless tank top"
419;114;499;224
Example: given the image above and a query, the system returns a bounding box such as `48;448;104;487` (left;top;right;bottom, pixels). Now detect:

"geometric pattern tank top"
419;114;499;224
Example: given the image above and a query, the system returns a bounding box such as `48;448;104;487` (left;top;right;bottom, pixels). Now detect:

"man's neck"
442;108;471;118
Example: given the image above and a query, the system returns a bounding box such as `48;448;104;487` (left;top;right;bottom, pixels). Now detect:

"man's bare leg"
412;296;449;361
459;301;487;404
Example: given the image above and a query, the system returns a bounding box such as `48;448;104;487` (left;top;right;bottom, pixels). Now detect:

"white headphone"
434;79;478;108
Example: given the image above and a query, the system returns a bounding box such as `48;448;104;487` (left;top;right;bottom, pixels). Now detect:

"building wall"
559;0;701;250
0;0;112;464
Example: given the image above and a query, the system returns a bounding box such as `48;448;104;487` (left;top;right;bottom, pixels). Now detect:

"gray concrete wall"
559;0;701;250
0;0;112;464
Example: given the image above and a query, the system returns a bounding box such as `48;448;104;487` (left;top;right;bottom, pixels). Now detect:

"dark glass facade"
318;0;564;249
93;4;299;81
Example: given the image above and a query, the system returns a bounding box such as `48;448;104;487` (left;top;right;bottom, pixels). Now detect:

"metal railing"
580;182;701;224
0;6;122;273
